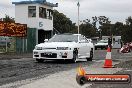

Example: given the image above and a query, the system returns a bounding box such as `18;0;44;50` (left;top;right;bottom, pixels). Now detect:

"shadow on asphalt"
35;60;90;64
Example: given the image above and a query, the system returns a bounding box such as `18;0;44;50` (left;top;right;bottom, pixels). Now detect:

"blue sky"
1;0;132;24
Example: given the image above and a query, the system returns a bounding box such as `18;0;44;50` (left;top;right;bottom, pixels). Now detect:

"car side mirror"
44;39;48;42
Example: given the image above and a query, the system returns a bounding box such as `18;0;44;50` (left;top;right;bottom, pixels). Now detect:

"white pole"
77;0;80;42
78;1;80;34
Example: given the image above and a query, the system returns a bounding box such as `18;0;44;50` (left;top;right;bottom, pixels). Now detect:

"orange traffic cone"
103;45;113;68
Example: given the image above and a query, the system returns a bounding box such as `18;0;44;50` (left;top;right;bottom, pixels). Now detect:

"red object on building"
0;21;27;37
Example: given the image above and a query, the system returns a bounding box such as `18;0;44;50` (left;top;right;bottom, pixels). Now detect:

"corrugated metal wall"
16;28;36;53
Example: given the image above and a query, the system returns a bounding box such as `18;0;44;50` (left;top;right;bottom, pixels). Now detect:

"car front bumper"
33;49;73;60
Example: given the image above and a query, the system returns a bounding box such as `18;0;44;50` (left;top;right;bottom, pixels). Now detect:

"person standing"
108;38;112;49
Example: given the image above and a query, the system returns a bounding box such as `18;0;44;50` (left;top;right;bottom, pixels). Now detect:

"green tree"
112;17;132;43
98;16;111;36
122;16;132;42
112;22;123;36
53;10;76;34
92;16;98;29
3;15;15;23
79;19;96;37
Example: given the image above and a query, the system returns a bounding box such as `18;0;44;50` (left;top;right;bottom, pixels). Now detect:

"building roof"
12;0;58;7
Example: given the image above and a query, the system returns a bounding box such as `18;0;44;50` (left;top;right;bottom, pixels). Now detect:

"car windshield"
48;34;78;42
98;40;108;43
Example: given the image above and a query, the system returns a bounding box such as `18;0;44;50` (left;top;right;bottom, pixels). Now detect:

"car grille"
34;55;39;57
41;53;57;58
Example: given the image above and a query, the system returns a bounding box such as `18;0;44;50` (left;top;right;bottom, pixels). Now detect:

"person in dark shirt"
108;38;112;49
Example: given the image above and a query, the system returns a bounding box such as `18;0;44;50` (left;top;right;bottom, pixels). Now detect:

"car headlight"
35;46;42;50
56;47;69;50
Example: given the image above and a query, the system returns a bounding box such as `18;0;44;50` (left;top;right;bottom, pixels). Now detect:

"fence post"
6;38;8;53
22;38;24;53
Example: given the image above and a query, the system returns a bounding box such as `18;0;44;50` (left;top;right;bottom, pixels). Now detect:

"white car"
95;40;108;50
33;34;94;63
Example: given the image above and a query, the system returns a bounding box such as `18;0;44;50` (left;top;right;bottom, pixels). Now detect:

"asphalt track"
0;49;131;88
